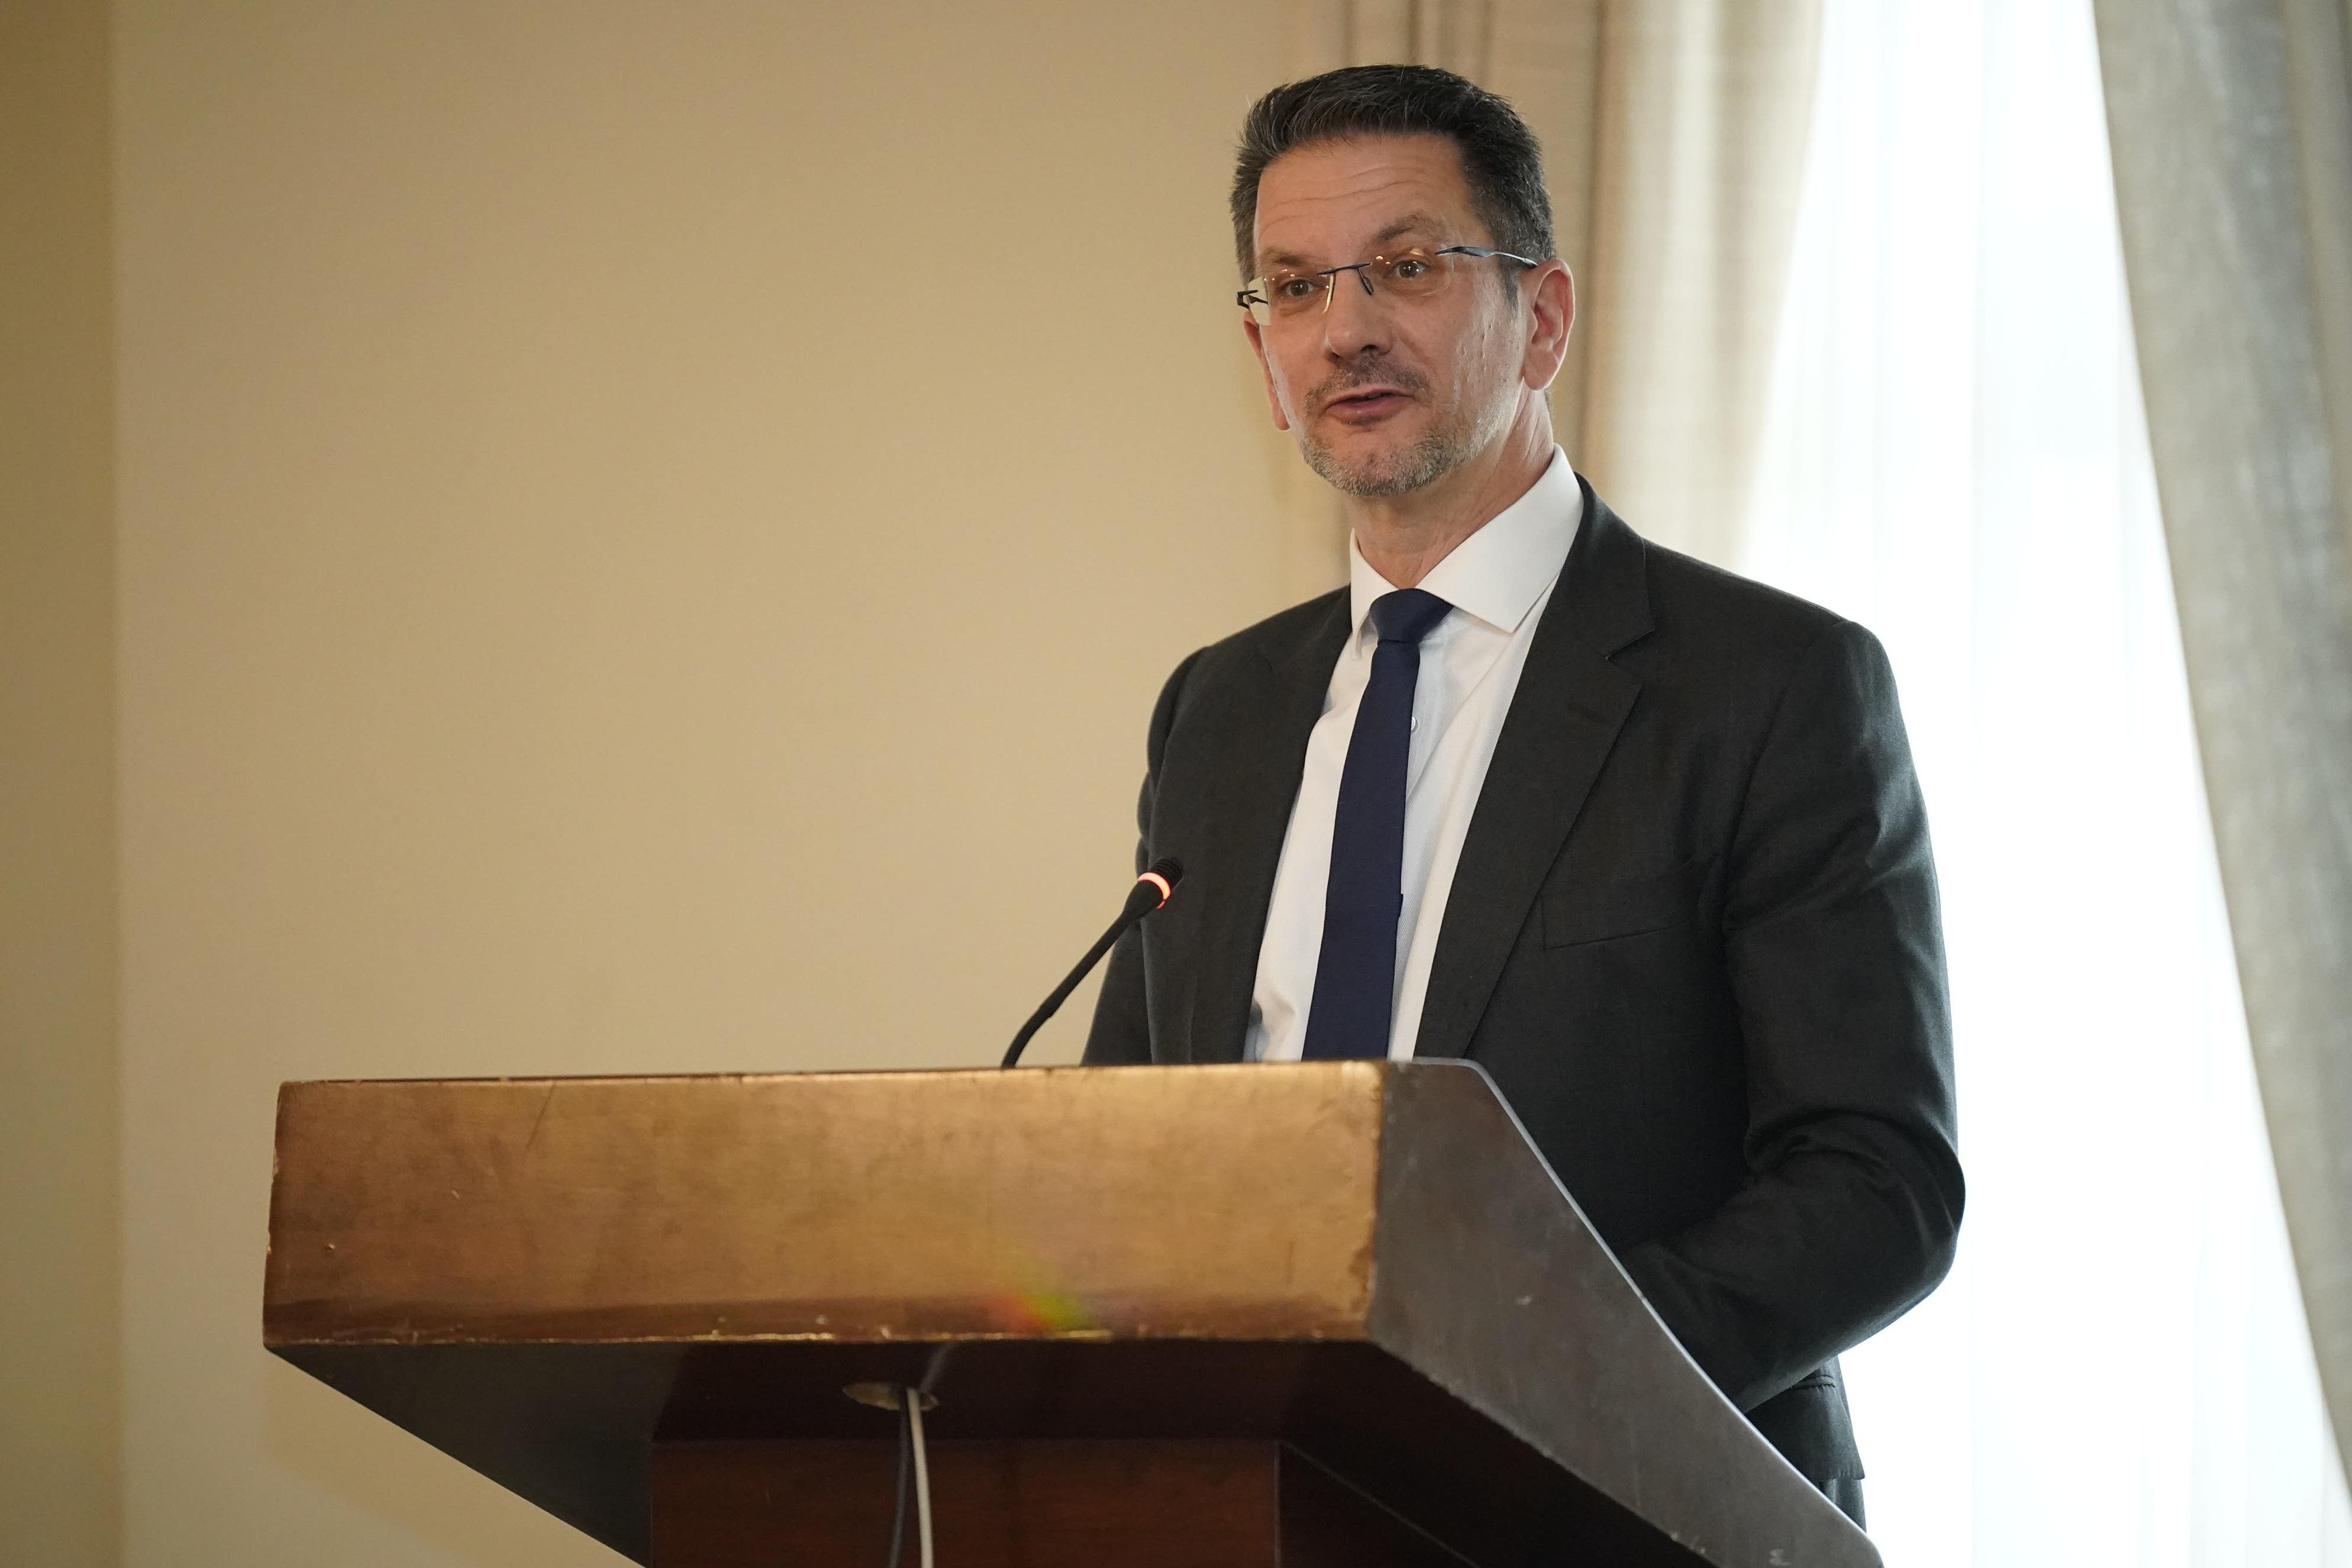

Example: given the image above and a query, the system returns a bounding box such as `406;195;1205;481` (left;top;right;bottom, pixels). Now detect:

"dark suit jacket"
1081;479;1963;1490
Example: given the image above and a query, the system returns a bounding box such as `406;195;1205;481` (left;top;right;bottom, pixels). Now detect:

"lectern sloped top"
266;1061;1877;1567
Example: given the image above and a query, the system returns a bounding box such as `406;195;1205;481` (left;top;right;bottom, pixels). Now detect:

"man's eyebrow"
1371;212;1447;245
1256;211;1453;272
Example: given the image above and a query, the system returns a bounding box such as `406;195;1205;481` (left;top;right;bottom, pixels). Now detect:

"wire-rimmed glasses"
1236;244;1541;327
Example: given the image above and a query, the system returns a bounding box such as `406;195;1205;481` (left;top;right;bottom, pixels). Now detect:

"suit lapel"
1182;594;1351;1063
1412;484;1654;1061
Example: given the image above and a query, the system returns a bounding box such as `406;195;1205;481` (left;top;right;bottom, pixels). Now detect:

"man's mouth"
1322;385;1414;424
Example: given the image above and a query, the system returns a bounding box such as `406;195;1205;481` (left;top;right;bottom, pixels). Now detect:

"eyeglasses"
1237;244;1541;327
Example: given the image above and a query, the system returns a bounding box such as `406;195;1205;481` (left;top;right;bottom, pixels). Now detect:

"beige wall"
105;2;1293;1563
96;3;1308;1568
0;2;121;1564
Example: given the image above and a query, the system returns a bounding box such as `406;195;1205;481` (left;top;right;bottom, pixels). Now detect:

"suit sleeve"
1617;619;1964;1411
1082;648;1204;1066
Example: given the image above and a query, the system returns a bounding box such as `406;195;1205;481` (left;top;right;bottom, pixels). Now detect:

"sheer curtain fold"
1568;4;1821;565
1741;4;2352;1557
1273;0;1823;593
2092;0;2352;1484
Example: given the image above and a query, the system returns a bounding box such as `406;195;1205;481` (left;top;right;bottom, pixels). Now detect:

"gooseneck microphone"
1001;859;1184;1067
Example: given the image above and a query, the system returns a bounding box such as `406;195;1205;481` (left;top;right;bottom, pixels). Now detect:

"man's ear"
1519;260;1576;393
1243;318;1293;433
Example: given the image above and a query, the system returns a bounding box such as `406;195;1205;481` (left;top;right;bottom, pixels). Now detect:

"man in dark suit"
1080;66;1962;1527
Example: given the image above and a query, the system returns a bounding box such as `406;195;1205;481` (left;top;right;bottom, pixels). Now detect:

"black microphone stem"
1001;863;1180;1067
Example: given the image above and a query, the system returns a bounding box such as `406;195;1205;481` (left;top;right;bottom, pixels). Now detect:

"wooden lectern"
264;1061;1879;1566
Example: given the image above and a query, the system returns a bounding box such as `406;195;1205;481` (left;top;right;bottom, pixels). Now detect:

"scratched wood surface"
266;1062;1384;1345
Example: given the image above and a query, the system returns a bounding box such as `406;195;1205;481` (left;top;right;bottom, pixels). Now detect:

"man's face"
1245;134;1530;498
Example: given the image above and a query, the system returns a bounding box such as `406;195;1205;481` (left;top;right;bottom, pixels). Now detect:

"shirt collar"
1346;446;1584;638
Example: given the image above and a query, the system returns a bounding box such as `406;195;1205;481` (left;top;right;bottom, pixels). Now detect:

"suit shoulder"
1643;537;1844;641
1133;587;1346;753
1211;586;1349;653
1632;535;1879;676
1182;586;1348;682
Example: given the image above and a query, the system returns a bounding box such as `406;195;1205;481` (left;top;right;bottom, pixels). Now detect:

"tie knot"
1369;588;1451;646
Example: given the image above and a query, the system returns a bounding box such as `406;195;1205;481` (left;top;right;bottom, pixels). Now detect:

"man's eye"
1273;277;1320;301
1391;257;1431;282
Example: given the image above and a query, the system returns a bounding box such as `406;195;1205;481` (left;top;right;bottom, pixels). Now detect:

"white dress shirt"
1247;448;1585;1062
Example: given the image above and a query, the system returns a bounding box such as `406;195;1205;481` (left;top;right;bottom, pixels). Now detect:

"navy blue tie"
1301;588;1453;1060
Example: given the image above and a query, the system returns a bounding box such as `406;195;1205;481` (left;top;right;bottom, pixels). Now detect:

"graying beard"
1303;430;1460;497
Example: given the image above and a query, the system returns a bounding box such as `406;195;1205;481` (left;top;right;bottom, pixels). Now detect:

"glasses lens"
1376;249;1450;298
1243;254;1463;323
1258;271;1328;320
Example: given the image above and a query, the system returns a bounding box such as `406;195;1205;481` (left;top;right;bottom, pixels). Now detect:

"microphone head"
1137;857;1185;909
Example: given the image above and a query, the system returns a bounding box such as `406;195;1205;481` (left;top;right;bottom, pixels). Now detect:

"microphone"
1001;859;1184;1067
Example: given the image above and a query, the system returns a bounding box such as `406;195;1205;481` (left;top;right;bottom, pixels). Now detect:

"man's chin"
1302;430;1458;498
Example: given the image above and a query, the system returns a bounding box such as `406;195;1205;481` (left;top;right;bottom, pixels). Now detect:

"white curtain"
1738;0;2352;1561
2093;0;2352;1481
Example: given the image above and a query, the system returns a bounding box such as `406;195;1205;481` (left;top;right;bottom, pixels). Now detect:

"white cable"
905;1388;935;1568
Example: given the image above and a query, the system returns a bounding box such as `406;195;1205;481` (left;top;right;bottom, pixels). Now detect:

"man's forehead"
1252;135;1479;268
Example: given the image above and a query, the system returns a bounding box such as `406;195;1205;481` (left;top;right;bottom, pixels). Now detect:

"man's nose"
1320;269;1392;359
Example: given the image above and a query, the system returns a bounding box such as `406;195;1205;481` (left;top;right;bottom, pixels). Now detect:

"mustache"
1312;360;1426;410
